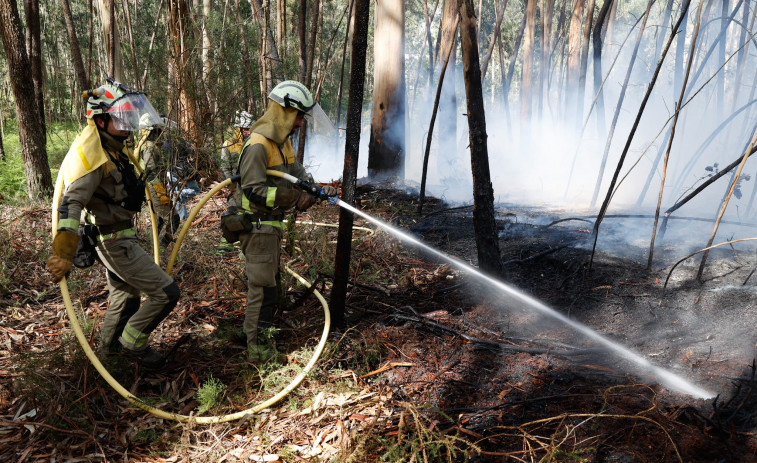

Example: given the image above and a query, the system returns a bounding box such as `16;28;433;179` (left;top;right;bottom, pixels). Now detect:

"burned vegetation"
2;185;757;462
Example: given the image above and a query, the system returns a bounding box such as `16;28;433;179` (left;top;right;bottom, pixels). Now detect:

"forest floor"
2;183;757;462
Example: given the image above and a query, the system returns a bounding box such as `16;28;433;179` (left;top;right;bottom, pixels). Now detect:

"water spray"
333;199;715;400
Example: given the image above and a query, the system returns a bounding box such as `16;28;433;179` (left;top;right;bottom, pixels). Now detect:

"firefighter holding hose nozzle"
46;78;180;369
220;80;338;361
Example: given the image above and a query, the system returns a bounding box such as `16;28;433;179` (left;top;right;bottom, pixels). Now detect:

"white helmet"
268;80;315;113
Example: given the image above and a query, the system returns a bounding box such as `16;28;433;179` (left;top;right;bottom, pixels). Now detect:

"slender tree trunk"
459;0;502;275
592;0;613;138
576;0;594;124
698;130;757;279
98;0;124;81
23;0;45;131
167;0;203;145
233;0;256;113
716;0;728;115
249;0;283;83
435;0;459;180
520;0;537;126
335;0;354;131
590;0;653;208
539;0;554;120
119;0;138;86
61;0;90;91
566;0;584;121
0;0;52;198
298;0;307;83
368;0;406;179
419;26;457;214
297;0;320;163
141;0;165;90
331;0;370;329
480;0;508;78
201;0;212;93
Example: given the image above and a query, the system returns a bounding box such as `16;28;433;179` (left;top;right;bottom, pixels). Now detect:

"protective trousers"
239;223;281;346
96;237;180;351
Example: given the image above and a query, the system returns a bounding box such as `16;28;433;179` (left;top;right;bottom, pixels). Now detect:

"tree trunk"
590;0;653;208
296;0;320;163
201;0;212;93
249;0;283;84
298;0;308;83
368;0;406;179
566;0;584;121
0;0;52;198
335;0;354;131
119;0;138;87
592;0;614;137
576;0;595;124
480;0;508;78
61;0;90;91
435;0;459;180
234;0;256;113
331;0;370;329
167;0;204;145
520;0;537;125
23;0;44;131
459;0;502;275
539;0;554;120
97;0;124;81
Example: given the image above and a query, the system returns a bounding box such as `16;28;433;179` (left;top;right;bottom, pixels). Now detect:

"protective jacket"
234;101;310;229
56;122;179;353
219;128;245;180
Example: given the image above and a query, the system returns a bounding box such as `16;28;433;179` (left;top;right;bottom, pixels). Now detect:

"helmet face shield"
107;93;162;131
305;103;336;136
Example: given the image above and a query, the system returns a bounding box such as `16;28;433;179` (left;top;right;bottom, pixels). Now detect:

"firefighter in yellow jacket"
46;78;180;369
230;80;336;360
217;110;253;253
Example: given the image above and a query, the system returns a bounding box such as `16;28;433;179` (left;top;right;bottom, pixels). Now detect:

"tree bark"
167;0;204;145
539;0;554;120
335;0;354;131
576;0;595;124
592;0;614;137
296;0;320;163
233;0;256;113
298;0;308;84
97;0;124;81
61;0;90;91
590;0;653;208
0;0;52;198
331;0;370;328
480;0;508;78
459;0;502;275
23;0;44;132
368;0;406;179
566;0;584;120
520;0;537;125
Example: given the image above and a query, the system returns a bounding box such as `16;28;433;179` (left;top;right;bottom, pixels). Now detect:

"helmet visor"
305;103;336;136
107;93;162;131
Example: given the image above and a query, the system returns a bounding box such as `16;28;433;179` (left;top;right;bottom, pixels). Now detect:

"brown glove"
46;230;80;283
295;192;317;212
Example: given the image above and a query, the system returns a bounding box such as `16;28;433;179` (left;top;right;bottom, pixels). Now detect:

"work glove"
46;229;80;283
321;185;338;198
295;191;317;212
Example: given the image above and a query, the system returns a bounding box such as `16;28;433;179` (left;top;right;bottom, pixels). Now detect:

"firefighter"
138;115;180;246
228;80;337;361
46;78;180;369
217;110;254;253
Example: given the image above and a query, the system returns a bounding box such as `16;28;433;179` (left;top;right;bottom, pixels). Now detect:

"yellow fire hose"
52;169;333;423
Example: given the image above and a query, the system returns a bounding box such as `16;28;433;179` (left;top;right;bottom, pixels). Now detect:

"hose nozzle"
297;179;338;204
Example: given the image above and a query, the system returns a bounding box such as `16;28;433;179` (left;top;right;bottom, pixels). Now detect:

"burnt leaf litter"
1;183;757;461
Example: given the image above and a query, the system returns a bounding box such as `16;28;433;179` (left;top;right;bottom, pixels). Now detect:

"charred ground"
1;185;756;461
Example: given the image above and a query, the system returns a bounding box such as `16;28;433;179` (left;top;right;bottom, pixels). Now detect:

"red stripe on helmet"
105;90;114;99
